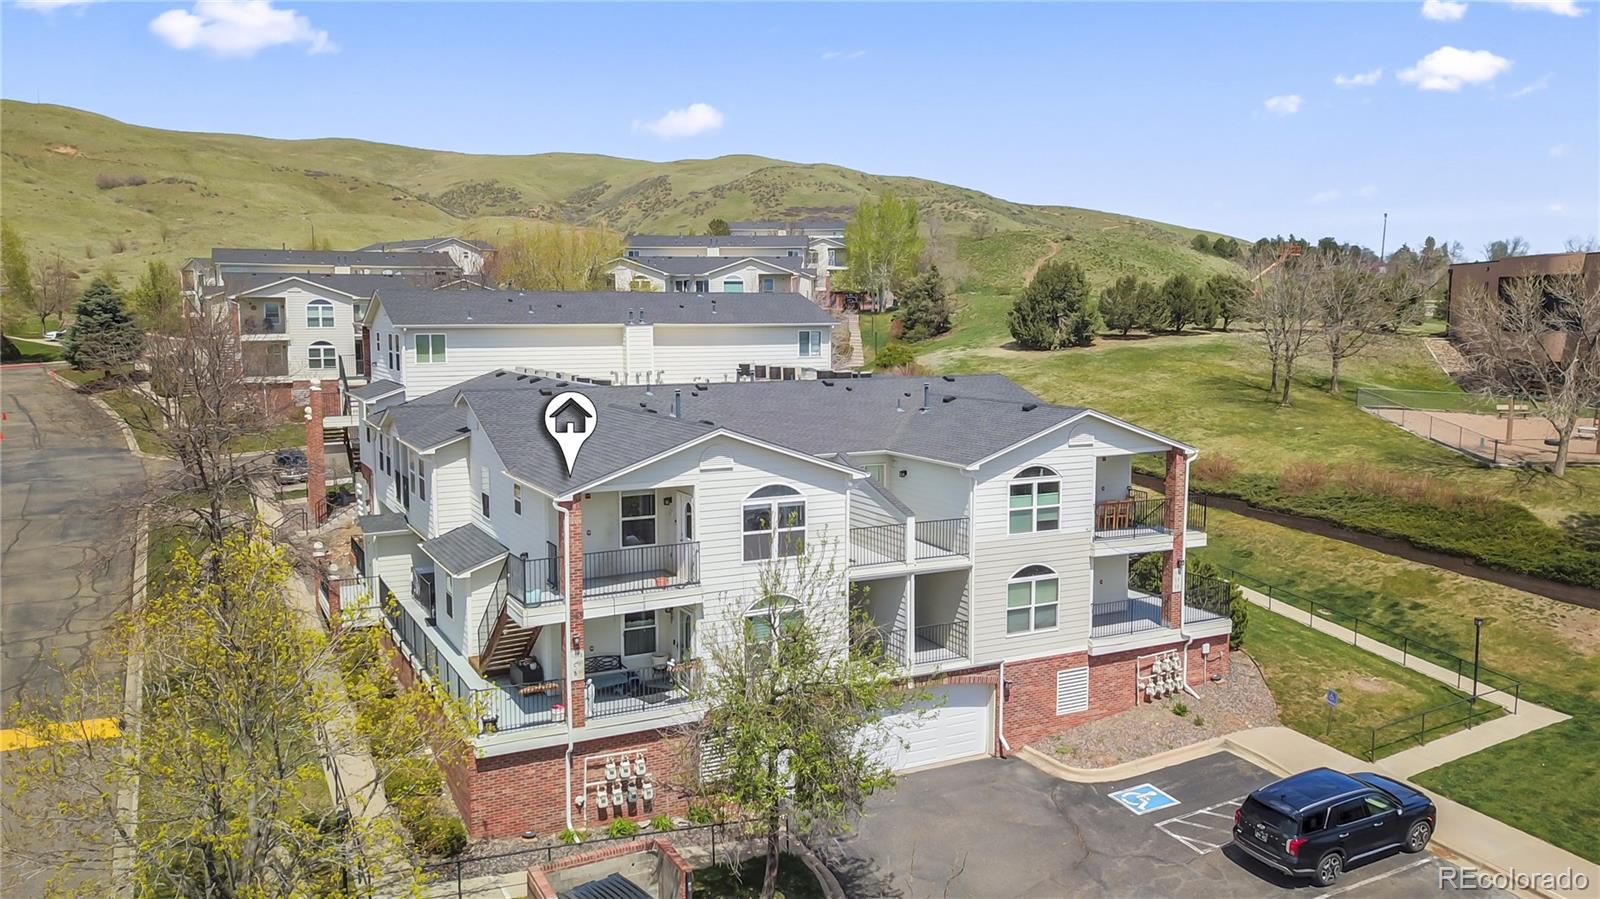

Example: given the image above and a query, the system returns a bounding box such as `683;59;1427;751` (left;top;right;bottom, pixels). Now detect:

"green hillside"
0;101;1236;288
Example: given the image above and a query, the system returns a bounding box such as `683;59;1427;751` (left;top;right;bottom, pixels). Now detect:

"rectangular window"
798;329;824;358
414;333;446;364
743;505;772;562
444;589;453;619
776;502;806;557
695;279;709;292
1006;576;1059;634
865;463;887;486
408;455;417;495
417;459;427;501
620;492;657;546
513;483;523;515
623;611;657;657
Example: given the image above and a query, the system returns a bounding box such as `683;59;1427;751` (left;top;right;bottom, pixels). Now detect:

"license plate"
1253;825;1269;843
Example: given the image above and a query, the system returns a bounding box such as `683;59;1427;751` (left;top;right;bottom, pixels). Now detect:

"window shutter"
1056;667;1089;715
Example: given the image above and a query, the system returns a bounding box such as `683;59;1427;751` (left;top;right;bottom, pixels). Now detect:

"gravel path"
1041;651;1279;768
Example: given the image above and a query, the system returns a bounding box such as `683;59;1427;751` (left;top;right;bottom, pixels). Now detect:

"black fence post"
456;858;464;899
1402;637;1408;668
1352;618;1359;647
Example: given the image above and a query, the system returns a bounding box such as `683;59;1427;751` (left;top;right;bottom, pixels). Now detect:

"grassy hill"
0;100;1237;289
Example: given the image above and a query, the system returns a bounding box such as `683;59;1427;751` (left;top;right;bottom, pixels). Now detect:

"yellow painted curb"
0;717;122;752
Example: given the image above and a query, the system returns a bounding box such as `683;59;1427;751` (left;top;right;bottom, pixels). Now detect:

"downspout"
554;499;577;832
997;659;1012;757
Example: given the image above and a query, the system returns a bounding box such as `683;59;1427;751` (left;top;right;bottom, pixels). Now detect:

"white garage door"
873;684;993;773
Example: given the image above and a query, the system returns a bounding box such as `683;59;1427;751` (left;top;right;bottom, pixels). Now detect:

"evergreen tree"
1099;275;1143;335
1157;273;1201;333
1190;234;1213;254
895;265;954;341
1134;280;1166;332
707;218;731;236
63;278;142;372
1007;260;1097;349
1203;274;1250;331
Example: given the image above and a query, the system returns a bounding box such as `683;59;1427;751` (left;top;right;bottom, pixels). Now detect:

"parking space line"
1310;857;1434;898
1153;796;1246;855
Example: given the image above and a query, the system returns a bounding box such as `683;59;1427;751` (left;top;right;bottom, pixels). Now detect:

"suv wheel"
1404;820;1432;853
1312;851;1343;887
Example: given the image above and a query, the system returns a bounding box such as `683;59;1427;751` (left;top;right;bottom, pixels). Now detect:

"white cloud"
1310;189;1342;204
1334;68;1383;88
1421;0;1468;21
16;0;101;10
1357;185;1379;199
1263;94;1303;115
1398;46;1510;91
1547;202;1566;213
633;102;725;140
1549;143;1571;157
1510;0;1587;16
149;1;335;58
1506;74;1552;98
821;50;866;61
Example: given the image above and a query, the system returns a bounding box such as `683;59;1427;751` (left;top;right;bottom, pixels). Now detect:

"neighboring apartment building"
726;217;847;238
356;236;495;276
607;255;817;301
613;233;847;301
355;287;836;403
183;247;463;296
341;371;1224;839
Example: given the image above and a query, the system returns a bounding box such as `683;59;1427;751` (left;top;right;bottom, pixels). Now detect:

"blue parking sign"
1107;783;1181;816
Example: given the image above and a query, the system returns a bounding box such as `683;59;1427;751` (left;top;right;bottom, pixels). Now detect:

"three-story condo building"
340;371;1227;839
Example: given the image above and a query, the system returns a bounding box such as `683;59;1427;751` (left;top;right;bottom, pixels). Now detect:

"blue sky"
4;1;1597;255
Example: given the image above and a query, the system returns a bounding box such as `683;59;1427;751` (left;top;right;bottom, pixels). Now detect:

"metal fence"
1365;693;1508;761
1355;387;1506;415
849;523;906;566
584;542;701;597
912;619;969;664
1093;495;1208;538
914;518;970;560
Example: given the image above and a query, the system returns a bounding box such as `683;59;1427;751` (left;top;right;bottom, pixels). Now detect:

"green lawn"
57;373;306;455
4;336;63;362
1197;509;1600;862
693;853;825;899
1245;608;1488;761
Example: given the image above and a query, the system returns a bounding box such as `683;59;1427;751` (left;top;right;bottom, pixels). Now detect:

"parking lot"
819;752;1513;898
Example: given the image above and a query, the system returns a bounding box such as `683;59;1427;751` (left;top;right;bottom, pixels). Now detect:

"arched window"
1007;565;1059;634
308;340;336;370
746;594;803;642
1008;465;1061;534
721;276;745;293
743;485;804;562
306;298;334;328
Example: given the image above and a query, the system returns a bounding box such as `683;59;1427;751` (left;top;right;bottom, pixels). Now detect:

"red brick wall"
307;383;328;524
563;499;586;727
1161;448;1189;627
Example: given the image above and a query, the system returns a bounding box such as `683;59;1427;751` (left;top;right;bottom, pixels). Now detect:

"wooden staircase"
476;611;541;677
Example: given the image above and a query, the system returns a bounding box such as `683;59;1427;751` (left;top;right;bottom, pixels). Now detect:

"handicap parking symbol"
1107;783;1181;816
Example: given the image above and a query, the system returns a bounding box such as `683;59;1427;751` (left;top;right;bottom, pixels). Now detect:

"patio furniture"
585;654;638;697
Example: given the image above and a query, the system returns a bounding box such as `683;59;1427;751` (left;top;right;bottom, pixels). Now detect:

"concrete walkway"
1238;585;1569;776
842;313;865;369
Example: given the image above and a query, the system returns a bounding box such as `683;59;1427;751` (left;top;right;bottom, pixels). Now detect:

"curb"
43;369;165;460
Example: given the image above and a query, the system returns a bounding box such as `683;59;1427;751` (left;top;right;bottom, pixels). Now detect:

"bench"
585;654;639;697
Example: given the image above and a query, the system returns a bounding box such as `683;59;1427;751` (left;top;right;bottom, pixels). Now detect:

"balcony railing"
850;523;906;566
507;546;563;608
241;317;286;335
912;619;968;666
914;518;969;560
586;665;699;720
583;541;699;598
242;355;290;377
1091;594;1168;637
1093;495;1207;539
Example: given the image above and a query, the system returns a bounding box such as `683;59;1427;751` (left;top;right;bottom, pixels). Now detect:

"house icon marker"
544;392;598;475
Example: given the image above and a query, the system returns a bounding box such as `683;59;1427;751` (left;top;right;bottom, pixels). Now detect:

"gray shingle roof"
357;511;412;535
618;256;810;277
727;217;847;231
561;873;652;899
371;288;834;327
348;379;405;402
210;248;457;268
626;234;807;249
356;237;494;253
419;524;508;576
220;272;406;298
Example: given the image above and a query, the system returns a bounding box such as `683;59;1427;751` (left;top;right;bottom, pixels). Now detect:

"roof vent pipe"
638;307;647;324
711;298;718;315
673;389;682;419
920;383;931;414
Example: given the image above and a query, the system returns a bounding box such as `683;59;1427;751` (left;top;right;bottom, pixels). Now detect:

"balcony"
1093;495;1207;540
584;541;699;598
586;664;699;721
1091;589;1231;640
507;548;564;609
848;518;970;568
241;353;289;378
912;619;968;666
240;316;286;337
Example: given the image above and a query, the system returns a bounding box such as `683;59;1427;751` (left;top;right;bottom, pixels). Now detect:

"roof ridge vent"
1022;403;1038;411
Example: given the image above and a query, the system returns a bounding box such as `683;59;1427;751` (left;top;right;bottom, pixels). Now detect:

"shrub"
606;818;640;839
896;266;954;341
1194;715;1206;727
685;804;716;826
95;173;147;190
1229;591;1249;651
395;797;467;857
871;342;917;370
1172;702;1189;717
649;814;675;832
108;235;128;254
384;758;442;803
558;827;586;845
1278;461;1329;496
1192;454;1241;485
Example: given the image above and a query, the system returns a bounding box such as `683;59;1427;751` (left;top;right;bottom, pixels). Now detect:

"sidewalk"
1237;585;1570;777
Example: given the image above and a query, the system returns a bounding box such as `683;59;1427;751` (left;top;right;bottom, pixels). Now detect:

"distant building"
1447;251;1599;360
615;232;847;304
355;236;495;276
726;217;847;238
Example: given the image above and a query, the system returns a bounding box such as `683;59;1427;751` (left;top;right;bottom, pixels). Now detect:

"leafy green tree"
1157;273;1201;333
895;265;953;341
1099;275;1144;335
128;259;184;331
839;195;924;305
62;278;142;372
687;551;917;899
2;221;40;330
1212;237;1242;259
483;223;624;290
1134;280;1165;332
707;218;731;236
1482;236;1529;261
1007;259;1097;349
871;341;918;370
1203;274;1250;331
1190;234;1213;254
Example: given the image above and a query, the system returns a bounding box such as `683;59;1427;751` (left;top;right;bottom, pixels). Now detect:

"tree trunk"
1328;353;1342;396
1268;354;1279;392
1552;417;1576;477
762;811;781;899
1279;359;1294;406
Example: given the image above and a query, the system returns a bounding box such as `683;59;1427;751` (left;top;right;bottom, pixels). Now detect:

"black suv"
1232;768;1436;887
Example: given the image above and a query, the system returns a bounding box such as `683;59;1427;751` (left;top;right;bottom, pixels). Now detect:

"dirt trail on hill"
1022;238;1063;283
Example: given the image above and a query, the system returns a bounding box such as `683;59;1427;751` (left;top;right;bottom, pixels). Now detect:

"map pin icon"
544;391;597;476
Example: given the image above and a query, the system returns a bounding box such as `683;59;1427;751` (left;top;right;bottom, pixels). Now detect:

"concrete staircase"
842;314;866;369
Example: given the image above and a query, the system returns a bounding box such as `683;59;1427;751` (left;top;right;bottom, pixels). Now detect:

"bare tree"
1453;273;1600;475
1482;237;1530;261
32;253;77;331
1564;236;1600;253
1316;252;1405;395
1245;247;1321;405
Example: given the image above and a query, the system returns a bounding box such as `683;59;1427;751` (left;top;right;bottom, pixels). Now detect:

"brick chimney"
307;383;328;525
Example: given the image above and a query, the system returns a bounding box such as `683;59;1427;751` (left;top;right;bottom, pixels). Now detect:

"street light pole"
1470;616;1483;724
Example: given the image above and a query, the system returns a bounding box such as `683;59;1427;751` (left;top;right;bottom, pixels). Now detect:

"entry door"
674;492;694;542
